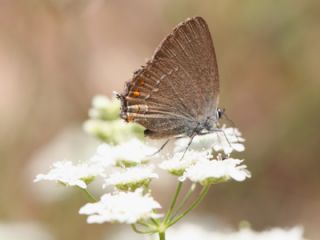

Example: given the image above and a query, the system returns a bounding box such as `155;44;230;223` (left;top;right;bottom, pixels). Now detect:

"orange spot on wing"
133;90;140;97
127;115;135;122
139;79;145;85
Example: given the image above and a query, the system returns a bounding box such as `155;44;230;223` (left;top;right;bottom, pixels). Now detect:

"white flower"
83;119;144;144
174;127;245;155
90;143;117;168
104;166;158;191
159;151;209;176
213;128;245;154
88;95;111;118
180;158;251;184
92;95;110;109
91;139;157;168
34;160;105;189
88;95;121;121
166;223;304;240
232;227;305;240
79;189;161;224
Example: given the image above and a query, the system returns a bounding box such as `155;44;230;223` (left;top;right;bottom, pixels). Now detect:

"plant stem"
159;231;166;240
79;187;97;202
150;217;159;226
168;184;210;227
131;224;155;234
164;181;183;223
171;183;196;219
137;221;150;227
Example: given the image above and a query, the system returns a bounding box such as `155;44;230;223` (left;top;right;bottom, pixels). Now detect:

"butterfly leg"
179;133;196;161
149;134;187;156
149;138;171;156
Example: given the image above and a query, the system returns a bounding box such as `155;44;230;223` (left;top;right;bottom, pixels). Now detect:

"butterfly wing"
118;16;219;138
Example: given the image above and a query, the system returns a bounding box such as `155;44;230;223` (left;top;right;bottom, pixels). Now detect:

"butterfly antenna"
222;111;241;143
221;129;233;149
214;128;233;153
223;111;235;127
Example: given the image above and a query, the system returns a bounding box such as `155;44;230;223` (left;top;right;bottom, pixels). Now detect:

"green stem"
150;217;159;226
168;184;210;227
164;181;183;223
131;224;155;234
136;221;150;227
79;187;97;202
171;183;196;219
159;231;166;240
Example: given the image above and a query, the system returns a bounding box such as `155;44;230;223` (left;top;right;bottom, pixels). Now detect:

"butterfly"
117;16;224;146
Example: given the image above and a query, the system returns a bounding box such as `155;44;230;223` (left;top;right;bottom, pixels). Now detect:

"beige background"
0;0;319;239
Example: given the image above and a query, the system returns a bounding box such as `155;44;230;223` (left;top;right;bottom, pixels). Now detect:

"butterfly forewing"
153;17;219;119
119;16;220;138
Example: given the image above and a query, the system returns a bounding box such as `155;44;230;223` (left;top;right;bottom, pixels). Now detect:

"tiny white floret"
79;189;161;224
180;158;251;184
104;166;158;191
34;160;105;189
91;139;157;168
174;127;245;154
159;150;209;176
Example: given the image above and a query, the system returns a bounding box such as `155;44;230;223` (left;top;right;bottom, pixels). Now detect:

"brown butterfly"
117;17;224;146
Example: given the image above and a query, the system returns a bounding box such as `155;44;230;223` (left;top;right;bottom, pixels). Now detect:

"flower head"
79;189;161;224
34;160;105;189
174;127;245;155
83;119;144;144
90;139;157;168
166;223;304;240
159;151;209;176
180;158;251;185
88;95;120;121
104;166;158;191
84;96;144;143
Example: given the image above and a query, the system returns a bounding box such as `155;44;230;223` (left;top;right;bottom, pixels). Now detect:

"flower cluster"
34;160;105;189
83;95;144;144
34;95;251;237
160;127;250;184
79;189;161;224
35;96;161;224
166;223;305;240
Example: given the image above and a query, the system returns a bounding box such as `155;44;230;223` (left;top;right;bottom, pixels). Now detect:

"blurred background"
0;0;319;239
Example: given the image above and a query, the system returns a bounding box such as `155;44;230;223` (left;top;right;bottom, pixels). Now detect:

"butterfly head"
196;108;225;134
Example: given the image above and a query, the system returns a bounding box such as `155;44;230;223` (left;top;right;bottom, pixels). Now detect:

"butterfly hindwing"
119;17;219;138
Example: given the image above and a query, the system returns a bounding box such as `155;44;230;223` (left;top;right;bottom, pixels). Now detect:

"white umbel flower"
174;127;245;154
159;151;209;176
180;158;251;184
89;95;111;118
34;160;105;189
91;139;157;168
88;95;121;121
104;166;158;191
166;223;304;240
213;128;245;154
79;189;161;224
90;143;117;168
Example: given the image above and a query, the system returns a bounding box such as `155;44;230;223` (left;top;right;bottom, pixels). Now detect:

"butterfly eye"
217;108;225;119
